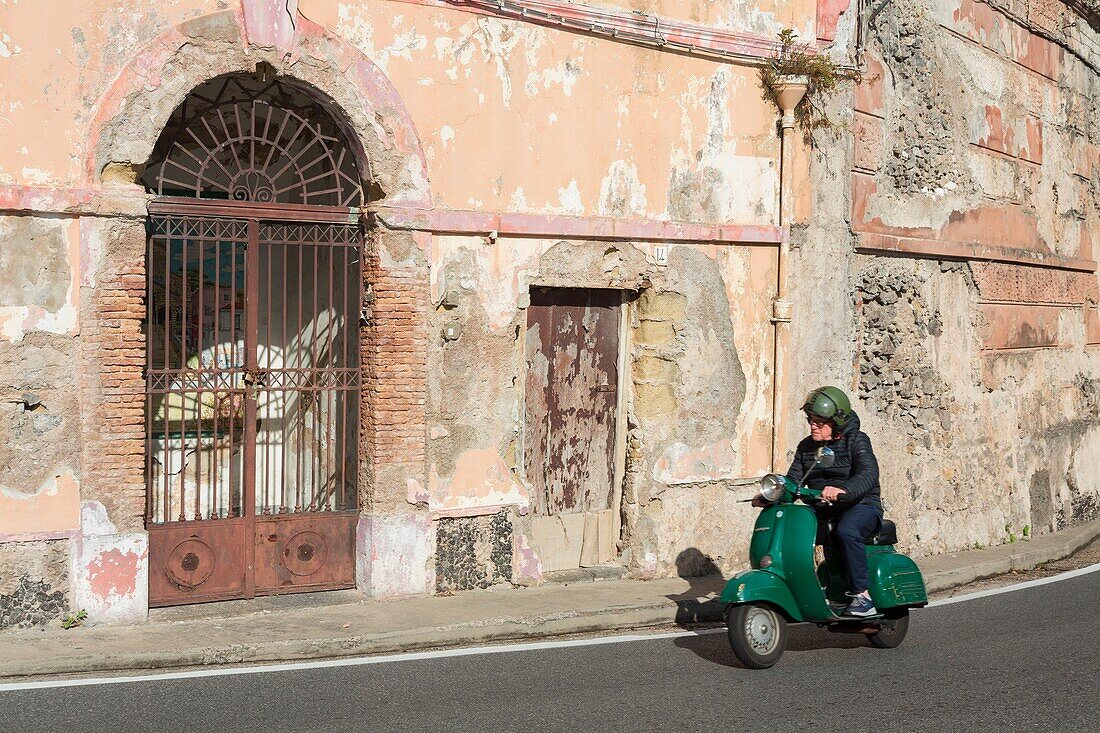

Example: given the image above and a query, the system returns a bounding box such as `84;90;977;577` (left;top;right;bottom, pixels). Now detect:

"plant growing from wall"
61;609;88;629
759;29;853;139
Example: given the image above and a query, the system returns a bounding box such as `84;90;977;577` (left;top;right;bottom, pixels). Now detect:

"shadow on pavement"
668;548;871;668
667;549;728;623
673;624;872;668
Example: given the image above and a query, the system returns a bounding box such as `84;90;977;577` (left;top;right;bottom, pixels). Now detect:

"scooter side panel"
719;570;803;622
779;505;834;620
868;550;929;609
749;507;781;568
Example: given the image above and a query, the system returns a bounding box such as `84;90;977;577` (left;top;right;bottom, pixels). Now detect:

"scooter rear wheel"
867;608;910;649
727;603;787;669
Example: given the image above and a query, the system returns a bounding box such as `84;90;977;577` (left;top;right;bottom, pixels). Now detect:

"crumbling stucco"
856;261;957;440
0;0;1096;627
794;0;1100;558
873;4;974;198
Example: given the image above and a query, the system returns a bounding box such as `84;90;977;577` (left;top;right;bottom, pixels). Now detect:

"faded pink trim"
375;206;784;245
83;24;190;183
389;0;790;60
0;184;96;211
0;184;148;217
857;233;1098;274
816;0;852;42
242;0;298;51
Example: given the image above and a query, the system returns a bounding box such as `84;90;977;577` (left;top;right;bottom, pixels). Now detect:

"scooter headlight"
759;474;785;503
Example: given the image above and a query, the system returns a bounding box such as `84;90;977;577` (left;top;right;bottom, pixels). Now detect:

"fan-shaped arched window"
142;73;364;207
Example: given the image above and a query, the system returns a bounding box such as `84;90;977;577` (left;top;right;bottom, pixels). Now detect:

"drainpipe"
770;77;808;473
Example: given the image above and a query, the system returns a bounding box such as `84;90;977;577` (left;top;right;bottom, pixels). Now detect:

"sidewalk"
2;519;1097;680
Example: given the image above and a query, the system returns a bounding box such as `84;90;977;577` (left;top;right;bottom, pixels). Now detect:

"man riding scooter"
753;386;882;617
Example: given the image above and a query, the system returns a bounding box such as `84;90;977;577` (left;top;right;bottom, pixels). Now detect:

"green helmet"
802;386;853;427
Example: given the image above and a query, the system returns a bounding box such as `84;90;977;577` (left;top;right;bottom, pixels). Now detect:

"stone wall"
794;0;1100;556
0;541;69;629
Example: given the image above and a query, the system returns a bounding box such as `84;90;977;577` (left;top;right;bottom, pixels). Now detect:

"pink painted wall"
0;0;813;227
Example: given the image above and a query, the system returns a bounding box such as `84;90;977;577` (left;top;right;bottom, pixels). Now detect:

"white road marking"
925;561;1100;607
1;562;1097;692
0;628;726;692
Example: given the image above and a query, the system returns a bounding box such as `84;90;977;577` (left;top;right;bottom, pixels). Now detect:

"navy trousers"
823;503;883;593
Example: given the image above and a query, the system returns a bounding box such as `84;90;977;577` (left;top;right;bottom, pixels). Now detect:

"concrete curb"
0;603;678;680
916;519;1100;593
1;519;1097;680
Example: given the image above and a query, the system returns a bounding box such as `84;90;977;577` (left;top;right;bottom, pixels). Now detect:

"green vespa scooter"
721;447;928;668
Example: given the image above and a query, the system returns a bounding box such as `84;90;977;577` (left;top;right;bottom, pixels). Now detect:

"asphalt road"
2;568;1097;733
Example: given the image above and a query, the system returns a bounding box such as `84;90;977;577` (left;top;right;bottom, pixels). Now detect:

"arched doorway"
142;71;365;606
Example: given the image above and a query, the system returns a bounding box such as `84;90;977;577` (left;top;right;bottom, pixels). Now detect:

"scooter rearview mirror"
798;447;836;490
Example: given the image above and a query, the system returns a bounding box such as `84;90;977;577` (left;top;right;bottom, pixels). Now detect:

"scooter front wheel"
727;603;787;669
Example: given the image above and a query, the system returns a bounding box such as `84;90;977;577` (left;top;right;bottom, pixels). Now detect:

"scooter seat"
816;518;899;546
867;520;898;546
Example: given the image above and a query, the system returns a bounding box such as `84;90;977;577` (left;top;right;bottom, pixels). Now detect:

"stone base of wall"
356;512;434;597
435;511;513;593
0;539;70;629
69;531;148;626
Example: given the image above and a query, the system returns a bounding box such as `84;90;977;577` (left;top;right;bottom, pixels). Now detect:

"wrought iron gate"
145;208;362;606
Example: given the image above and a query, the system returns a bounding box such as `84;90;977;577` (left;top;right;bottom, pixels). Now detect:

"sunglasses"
806;415;832;426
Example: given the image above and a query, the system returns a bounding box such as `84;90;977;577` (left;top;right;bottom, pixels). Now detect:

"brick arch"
84;9;431;209
74;7;433;615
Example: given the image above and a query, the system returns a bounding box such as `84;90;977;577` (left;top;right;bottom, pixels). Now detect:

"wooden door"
524;288;621;569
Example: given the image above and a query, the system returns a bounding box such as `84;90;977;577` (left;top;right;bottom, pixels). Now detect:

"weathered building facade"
797;0;1100;555
0;0;1096;627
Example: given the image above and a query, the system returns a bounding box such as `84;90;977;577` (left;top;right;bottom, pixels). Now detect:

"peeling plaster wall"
1;0;810;616
0;216;84;626
794;0;1100;557
313;0;784;222
426;233;777;583
0;1;785;226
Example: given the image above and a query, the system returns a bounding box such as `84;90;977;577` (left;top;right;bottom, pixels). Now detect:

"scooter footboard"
868;552;928;609
719;570;803;622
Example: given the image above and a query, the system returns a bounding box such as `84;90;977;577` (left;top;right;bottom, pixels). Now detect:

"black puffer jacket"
786;413;881;509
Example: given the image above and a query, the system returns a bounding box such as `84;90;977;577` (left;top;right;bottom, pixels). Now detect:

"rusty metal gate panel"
252;222;361;596
146;212;361;606
524;287;620;515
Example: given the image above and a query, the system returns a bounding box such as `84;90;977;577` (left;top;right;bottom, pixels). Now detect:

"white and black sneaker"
844;593;877;617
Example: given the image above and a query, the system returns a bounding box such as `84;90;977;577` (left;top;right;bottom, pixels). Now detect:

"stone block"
637;290;688;321
634;320;676;346
633;355;678;382
632;382;677;419
70;531;148;625
361;512;433;597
